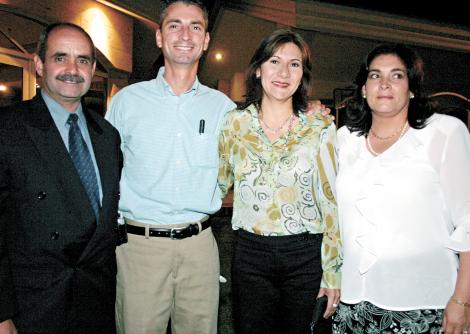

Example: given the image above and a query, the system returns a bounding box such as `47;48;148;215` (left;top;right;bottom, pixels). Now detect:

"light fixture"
215;52;223;61
0;85;7;92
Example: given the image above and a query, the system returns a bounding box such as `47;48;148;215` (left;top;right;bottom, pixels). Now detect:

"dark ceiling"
315;0;469;28
154;1;470;30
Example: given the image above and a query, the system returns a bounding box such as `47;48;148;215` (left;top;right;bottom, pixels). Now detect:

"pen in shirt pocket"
199;119;205;135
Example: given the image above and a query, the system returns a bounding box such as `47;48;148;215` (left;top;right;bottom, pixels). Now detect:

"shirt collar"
156;67;200;97
41;90;85;127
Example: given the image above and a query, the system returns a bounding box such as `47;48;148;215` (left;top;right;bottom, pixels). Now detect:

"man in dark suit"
0;22;122;334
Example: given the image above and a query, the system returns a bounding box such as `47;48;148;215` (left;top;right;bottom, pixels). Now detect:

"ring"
332;303;338;308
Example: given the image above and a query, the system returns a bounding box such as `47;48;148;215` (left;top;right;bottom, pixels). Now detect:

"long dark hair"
345;43;435;136
242;29;313;115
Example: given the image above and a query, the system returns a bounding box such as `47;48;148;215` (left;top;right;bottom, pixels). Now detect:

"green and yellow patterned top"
218;103;342;288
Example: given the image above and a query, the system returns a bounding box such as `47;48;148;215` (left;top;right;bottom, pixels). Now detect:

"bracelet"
452;299;470;308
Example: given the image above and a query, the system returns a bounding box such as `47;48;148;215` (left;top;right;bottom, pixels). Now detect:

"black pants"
232;229;323;334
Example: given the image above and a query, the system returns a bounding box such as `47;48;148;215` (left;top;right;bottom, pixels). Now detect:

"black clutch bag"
310;295;328;334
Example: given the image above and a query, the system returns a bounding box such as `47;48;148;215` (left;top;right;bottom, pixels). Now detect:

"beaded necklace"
370;121;408;140
282;113;296;153
259;109;294;134
367;122;408;156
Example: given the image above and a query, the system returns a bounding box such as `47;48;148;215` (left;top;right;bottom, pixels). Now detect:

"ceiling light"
215;52;223;61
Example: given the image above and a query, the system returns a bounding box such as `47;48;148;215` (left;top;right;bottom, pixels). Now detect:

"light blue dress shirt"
106;67;236;225
42;90;103;202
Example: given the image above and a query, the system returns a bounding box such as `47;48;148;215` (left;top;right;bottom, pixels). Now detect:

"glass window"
0;63;23;107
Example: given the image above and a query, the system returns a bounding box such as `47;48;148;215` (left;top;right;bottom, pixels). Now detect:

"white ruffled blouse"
336;113;470;310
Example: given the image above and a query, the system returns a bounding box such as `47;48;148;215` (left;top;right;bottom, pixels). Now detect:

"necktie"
67;113;100;220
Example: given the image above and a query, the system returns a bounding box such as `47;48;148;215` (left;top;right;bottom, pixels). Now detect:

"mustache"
56;74;85;83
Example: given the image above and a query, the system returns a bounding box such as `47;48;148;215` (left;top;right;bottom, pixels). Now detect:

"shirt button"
37;191;47;200
50;232;59;240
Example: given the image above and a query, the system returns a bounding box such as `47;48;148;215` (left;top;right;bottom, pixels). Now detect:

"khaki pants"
116;221;220;334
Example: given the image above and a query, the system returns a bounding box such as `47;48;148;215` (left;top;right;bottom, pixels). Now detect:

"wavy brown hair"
242;29;313;115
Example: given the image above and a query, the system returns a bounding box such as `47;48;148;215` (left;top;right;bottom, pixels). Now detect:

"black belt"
126;218;211;239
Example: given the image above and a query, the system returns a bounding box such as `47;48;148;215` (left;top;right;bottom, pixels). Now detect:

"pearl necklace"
367;122;409;156
370;121;408;140
259;110;295;134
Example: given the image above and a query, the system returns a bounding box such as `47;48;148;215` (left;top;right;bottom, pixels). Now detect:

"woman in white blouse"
333;43;470;334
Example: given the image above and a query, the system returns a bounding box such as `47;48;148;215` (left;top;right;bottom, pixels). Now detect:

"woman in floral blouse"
218;29;342;334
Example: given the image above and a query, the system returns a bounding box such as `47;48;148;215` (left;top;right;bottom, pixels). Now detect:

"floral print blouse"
218;103;342;288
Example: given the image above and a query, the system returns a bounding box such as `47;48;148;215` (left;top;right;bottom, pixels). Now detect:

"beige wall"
56;0;133;73
199;9;277;90
1;0;133;73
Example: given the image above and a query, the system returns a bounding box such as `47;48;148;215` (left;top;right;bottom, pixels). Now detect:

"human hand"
441;298;469;333
306;100;333;119
0;319;17;334
466;306;470;334
317;287;340;319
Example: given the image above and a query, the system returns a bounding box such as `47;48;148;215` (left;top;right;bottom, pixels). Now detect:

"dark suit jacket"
0;95;122;334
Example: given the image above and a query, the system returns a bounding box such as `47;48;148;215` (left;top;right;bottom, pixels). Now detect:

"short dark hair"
159;0;209;30
243;29;313;114
36;22;96;63
345;43;435;135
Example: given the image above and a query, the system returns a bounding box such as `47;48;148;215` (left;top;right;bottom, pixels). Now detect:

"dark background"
301;0;468;28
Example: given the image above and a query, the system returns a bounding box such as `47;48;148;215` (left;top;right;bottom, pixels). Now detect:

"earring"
362;94;366;99
410;92;415;99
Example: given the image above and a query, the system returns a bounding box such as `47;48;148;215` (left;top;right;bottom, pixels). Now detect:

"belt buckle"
170;226;187;240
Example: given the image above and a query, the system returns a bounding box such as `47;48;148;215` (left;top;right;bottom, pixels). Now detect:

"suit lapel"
23;96;96;225
23;96;116;262
80;108;119;261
